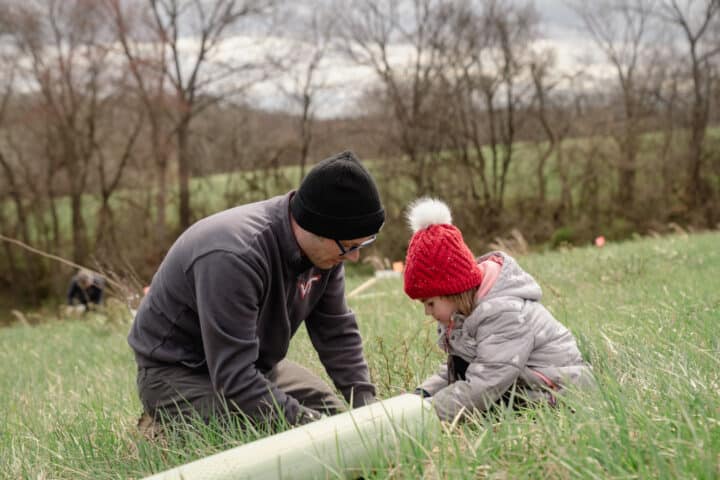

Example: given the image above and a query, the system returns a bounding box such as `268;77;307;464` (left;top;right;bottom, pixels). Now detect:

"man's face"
303;234;375;270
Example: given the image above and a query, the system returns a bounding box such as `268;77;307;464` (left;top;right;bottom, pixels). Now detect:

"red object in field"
143;286;150;296
595;236;606;248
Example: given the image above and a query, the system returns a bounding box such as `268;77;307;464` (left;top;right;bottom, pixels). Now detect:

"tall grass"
1;232;719;478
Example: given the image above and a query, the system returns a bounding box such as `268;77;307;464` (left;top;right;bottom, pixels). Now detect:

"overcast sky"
245;0;604;118
251;0;709;117
532;0;582;36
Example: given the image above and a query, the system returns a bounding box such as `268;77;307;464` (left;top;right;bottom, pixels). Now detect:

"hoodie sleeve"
192;251;301;423
305;264;376;407
431;313;535;421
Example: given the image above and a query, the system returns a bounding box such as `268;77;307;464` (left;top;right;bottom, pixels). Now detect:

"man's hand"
64;305;86;316
351;390;377;408
295;405;324;425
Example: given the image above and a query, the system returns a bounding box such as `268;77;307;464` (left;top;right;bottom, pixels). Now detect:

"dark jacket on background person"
67;275;104;306
128;193;375;425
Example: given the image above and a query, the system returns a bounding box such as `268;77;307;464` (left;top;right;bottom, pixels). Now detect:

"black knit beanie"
291;151;385;239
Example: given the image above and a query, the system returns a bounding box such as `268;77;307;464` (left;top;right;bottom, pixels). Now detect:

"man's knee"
270;360;345;414
137;366;219;421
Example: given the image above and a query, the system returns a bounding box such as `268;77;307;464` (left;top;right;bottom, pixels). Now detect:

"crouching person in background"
403;198;594;422
66;269;105;314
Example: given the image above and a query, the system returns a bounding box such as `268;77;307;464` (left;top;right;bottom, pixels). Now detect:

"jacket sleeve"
419;364;450;395
192;251;302;423
305;264;376;407
431;314;535;421
94;277;105;303
67;280;80;305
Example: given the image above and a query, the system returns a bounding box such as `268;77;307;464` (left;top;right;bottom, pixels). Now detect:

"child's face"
421;297;457;326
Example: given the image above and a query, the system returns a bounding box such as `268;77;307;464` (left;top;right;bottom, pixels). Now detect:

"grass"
1;231;719;478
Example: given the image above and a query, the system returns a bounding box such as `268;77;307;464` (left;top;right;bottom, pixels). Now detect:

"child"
403;198;593;421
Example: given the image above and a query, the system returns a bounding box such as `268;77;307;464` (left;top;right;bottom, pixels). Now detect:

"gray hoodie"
128;193;375;423
420;251;594;421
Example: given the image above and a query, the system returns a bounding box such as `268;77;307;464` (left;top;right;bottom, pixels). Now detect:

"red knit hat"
403;198;483;299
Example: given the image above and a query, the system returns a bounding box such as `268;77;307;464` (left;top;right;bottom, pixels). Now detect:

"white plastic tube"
142;394;439;480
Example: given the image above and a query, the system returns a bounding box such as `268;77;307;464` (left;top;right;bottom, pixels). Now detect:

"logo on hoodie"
298;275;321;299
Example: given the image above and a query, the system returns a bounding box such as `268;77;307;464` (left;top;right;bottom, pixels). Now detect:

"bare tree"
0;59;36;287
563;79;610;232
529;50;574;211
645;47;684;216
0;34;29;252
93;103;145;251
9;0;114;264
108;0;273;229
572;0;657;213
106;0;175;248
435;0;538;227
337;0;448;196
277;5;334;179
658;0;720;217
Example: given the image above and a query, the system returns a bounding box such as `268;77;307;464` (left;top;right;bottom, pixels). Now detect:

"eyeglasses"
335;235;377;257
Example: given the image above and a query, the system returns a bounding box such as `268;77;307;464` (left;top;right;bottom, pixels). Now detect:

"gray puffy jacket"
420;251;594;421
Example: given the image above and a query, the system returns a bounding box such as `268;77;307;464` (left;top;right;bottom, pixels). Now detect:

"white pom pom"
406;198;452;232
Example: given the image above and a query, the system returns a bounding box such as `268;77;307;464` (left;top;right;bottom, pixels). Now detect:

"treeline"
0;0;719;304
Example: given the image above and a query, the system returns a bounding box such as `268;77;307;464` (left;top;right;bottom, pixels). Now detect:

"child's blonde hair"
442;287;477;317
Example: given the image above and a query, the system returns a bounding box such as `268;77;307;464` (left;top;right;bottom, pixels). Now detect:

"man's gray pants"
137;360;345;424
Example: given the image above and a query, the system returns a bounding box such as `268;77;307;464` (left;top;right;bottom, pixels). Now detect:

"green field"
1;232;719;478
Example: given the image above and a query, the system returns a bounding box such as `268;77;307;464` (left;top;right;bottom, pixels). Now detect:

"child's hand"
413;388;432;398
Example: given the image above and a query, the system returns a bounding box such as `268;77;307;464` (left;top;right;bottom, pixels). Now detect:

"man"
128;151;384;427
67;269;105;312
